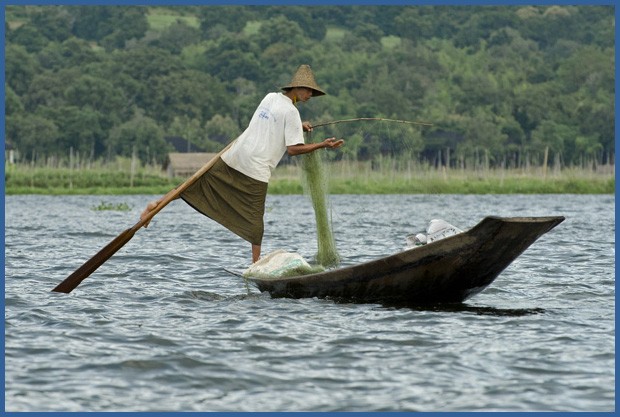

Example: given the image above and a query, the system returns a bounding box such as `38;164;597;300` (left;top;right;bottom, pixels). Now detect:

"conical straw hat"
281;64;326;97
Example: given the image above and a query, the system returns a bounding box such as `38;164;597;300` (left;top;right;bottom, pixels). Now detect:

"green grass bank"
5;162;614;195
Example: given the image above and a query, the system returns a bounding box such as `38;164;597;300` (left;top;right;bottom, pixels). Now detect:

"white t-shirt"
221;92;305;183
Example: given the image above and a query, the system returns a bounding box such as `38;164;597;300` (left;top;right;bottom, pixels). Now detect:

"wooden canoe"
245;216;565;305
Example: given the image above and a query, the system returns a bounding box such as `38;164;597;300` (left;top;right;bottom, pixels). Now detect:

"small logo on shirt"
257;107;275;122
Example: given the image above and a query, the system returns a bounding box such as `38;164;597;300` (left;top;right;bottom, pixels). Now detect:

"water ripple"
4;194;615;412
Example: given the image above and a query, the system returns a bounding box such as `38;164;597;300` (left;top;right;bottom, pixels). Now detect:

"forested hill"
5;5;614;169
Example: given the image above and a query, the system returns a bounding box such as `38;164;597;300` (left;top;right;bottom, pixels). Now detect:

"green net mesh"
301;135;341;268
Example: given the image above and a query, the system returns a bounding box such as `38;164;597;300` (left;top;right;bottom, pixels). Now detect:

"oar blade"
52;228;137;293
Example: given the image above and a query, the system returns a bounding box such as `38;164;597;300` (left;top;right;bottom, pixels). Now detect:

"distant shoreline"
5;163;614;195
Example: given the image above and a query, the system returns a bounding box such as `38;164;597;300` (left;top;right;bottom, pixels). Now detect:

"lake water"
4;193;615;412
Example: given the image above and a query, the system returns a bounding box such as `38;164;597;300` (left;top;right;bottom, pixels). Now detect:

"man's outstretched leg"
252;244;261;263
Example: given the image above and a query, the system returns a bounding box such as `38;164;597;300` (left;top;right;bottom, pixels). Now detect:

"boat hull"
246;216;565;305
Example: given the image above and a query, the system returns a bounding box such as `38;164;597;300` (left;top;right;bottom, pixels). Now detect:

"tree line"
5;5;614;170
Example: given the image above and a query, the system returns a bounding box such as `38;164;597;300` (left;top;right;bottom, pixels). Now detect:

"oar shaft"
52;228;136;293
137;141;236;229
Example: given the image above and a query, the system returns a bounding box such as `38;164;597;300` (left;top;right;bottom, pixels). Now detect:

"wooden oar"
52;140;236;293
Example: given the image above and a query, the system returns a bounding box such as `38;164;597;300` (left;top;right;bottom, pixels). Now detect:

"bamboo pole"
130;145;137;188
313;117;433;129
69;146;73;190
543;146;549;179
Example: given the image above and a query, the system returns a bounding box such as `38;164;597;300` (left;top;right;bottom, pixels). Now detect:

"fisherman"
140;64;344;263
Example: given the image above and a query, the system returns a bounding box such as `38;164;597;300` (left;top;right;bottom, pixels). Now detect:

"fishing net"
243;249;325;279
301;133;341;267
298;119;429;267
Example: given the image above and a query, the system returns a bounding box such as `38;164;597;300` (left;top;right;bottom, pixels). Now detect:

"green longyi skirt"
181;157;268;245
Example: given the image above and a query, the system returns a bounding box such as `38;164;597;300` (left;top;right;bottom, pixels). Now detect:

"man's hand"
287;137;345;156
322;137;345;149
302;121;313;132
140;200;159;228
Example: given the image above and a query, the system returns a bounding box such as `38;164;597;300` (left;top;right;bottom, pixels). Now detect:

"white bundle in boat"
405;219;464;248
243;249;324;279
426;219;463;243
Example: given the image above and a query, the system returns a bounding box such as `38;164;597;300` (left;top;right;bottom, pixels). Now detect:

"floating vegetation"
91;201;133;212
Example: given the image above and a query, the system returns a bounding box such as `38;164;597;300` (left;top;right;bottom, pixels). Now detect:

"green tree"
109;47;186;114
36;105;105;157
520;6;596;49
6;113;60;160
460;110;509;167
351;64;413;119
167;115;207;151
36;37;101;70
393;7;435;42
255;15;305;52
269;6;327;41
70;6;148;50
149;19;201;54
31;6;73;42
7;22;49;53
353;22;384;44
64;74;129;128
5;85;24;116
531;120;575;157
3;4;614;168
556;45;613;94
23;68;79;111
5;43;41;95
144;69;230;125
204;114;240;146
114;46;185;82
454;7;518;49
198;6;252;39
573;134;604;167
195;31;264;85
512;82;561;136
107;111;169;164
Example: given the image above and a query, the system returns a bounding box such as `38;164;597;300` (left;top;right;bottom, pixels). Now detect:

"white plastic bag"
426;219;463;243
405;219;463;249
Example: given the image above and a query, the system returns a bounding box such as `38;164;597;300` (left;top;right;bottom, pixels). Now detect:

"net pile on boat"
243;249;325;279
